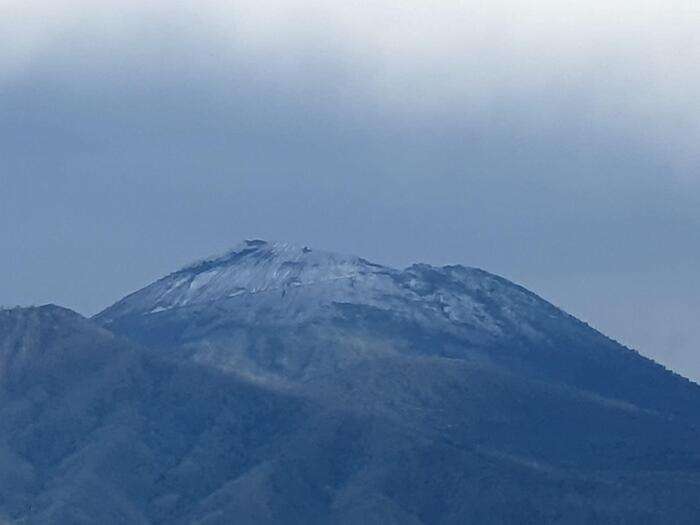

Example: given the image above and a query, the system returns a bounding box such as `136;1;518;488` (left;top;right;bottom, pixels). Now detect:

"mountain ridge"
2;242;700;523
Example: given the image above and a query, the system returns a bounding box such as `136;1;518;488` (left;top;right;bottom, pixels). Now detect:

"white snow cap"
148;240;387;308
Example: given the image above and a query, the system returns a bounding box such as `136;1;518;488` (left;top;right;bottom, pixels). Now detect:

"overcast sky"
2;1;699;381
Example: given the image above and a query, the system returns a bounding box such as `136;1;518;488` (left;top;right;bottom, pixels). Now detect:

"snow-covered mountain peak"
97;239;574;352
97;240;393;320
174;239;388;291
178;239;375;277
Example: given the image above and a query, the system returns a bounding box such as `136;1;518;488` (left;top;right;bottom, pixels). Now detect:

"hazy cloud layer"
2;1;699;379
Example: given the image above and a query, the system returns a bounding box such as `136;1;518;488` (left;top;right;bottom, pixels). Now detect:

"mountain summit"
97;238;565;350
98;240;386;321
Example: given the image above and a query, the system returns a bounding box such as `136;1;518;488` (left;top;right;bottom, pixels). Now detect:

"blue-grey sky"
2;1;699;381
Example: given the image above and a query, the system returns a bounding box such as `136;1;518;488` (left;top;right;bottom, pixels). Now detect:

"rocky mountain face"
2;240;700;523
